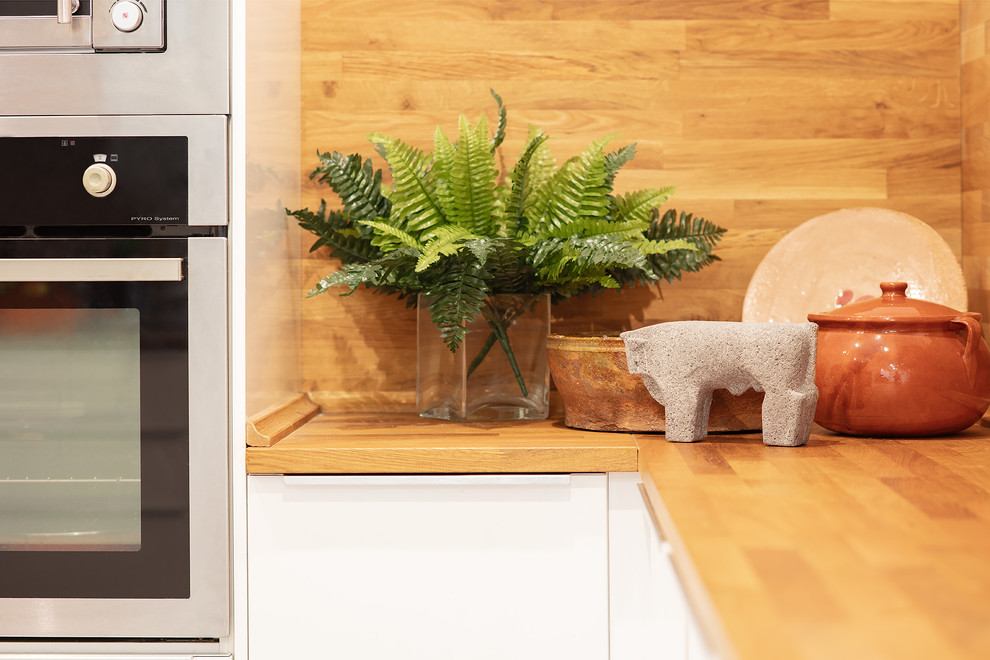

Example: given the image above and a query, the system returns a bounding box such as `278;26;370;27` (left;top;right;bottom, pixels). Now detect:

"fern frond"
307;262;384;297
568;236;652;271
358;219;424;252
445;114;499;235
505;132;550;237
604;144;637;186
463;236;495;266
375;248;424;292
310;151;392;226
416;226;481;272
649;208;726;249
528;135;616;239
480;238;535;293
490;89;507;153
424;262;490;353
368;133;446;238
637;209;728;284
636;238;698;255
613;187;678;225
432;124;456;216
544;216;650;241
289;202;381;264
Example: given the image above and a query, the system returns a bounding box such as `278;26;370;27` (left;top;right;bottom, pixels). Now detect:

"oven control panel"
0;0;165;52
0;136;188;226
93;0;164;51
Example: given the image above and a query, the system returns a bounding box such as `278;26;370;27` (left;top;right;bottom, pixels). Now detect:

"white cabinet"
607;472;719;660
247;472;720;660
247;474;609;660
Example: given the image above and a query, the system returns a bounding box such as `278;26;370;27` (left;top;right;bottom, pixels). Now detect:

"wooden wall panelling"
299;0;962;411
962;0;990;331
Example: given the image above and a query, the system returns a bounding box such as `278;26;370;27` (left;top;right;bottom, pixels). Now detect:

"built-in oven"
0;115;228;644
0;0;228;116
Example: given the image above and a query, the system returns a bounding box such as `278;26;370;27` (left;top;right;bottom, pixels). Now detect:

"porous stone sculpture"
620;321;818;447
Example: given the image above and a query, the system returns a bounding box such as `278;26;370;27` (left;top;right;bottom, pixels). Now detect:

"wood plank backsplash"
297;0;963;411
962;1;990;332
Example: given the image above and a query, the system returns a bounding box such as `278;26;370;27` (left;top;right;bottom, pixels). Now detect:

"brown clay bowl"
808;282;990;436
546;332;764;433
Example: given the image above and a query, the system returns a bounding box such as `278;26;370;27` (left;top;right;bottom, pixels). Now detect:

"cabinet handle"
282;474;572;487
0;258;183;282
56;0;79;24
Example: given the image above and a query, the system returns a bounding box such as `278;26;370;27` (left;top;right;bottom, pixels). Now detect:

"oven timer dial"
111;0;144;33
83;163;117;198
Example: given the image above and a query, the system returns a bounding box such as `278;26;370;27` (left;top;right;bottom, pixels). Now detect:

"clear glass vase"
417;293;550;421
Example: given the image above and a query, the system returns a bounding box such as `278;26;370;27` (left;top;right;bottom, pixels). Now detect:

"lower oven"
0;115;229;645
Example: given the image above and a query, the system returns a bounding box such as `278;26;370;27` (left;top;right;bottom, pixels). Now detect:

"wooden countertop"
246;404;990;659
245;411;639;474
639;426;990;660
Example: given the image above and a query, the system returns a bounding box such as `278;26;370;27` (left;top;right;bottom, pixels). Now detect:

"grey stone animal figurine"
620;321;818;446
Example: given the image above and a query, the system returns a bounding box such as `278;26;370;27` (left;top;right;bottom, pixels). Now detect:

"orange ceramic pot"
808;282;990;437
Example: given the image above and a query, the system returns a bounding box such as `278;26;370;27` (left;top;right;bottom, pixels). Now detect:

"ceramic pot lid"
808;282;981;323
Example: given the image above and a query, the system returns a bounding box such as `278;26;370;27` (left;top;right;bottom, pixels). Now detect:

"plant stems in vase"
418;293;550;421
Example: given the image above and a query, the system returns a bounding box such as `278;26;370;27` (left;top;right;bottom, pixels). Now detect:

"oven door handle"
0;257;183;282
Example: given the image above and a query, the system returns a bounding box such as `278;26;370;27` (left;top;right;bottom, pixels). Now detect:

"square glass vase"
417;293;550;421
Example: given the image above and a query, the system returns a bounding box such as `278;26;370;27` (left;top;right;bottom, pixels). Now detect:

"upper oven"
0;0;228;116
0;0;164;52
0;114;228;641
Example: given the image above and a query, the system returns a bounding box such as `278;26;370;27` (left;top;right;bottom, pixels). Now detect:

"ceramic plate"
742;208;968;322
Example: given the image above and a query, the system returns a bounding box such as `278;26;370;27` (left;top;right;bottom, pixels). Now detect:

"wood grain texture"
246;393;320;447
962;1;990;332
637;425;990;660
245;412;639;474
298;0;962;411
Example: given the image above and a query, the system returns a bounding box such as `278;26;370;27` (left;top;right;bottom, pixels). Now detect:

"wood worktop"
638;426;990;660
246;411;990;659
245;411;639;474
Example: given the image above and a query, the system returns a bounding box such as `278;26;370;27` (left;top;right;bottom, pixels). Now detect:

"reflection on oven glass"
0;308;141;551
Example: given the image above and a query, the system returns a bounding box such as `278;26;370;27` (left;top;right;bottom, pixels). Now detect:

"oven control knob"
83;163;117;197
110;1;144;33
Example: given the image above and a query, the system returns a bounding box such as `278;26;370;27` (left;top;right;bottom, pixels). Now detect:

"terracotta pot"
808;282;990;437
546;332;764;433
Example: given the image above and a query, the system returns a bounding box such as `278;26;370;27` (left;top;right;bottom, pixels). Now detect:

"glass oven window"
0;238;190;599
0;308;141;551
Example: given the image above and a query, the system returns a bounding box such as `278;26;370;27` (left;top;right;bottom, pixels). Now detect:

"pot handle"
951;315;983;388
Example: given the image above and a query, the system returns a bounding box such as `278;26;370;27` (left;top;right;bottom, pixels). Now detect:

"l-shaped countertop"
246;404;990;660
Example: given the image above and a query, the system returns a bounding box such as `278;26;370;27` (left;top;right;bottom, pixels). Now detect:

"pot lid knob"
881;281;908;302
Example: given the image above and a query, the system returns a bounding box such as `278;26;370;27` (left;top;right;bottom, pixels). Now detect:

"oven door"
0;236;228;639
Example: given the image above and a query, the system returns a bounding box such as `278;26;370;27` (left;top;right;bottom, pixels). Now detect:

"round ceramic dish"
808;282;990;437
743;208;967;323
546;332;764;433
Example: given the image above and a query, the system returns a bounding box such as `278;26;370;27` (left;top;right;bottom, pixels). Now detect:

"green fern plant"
288;90;726;396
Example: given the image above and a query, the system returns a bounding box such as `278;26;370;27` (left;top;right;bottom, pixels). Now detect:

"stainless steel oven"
0;0;228;115
0;115;228;642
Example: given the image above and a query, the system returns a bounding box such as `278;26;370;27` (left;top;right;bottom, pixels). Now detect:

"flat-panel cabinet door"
247;474;609;660
606;472;720;660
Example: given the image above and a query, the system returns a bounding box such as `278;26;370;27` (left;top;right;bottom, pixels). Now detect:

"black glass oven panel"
0;238;190;598
0;1;92;17
0;137;187;226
